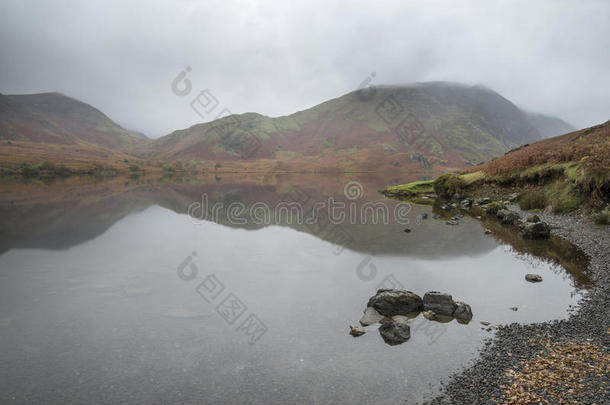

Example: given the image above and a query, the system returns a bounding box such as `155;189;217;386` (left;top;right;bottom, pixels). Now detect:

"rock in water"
367;289;423;317
403;228;412;233
422;310;438;320
521;222;551;239
525;274;543;283
496;209;520;225
359;307;384;326
454;302;473;324
349;325;366;337
378;317;411;345
422;291;456;316
446;220;459;226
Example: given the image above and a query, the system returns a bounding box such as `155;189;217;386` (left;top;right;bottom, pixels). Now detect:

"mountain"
136;82;545;172
0;84;574;174
525;112;575;138
0;92;144;149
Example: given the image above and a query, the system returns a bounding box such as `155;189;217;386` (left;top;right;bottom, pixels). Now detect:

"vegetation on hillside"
383;121;610;218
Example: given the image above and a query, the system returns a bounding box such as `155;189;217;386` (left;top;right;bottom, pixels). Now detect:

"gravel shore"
426;207;610;404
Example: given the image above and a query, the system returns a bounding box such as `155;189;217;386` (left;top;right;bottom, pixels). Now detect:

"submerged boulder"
521;222;551;239
378;316;411;345
422;292;456;316
367;289;423;316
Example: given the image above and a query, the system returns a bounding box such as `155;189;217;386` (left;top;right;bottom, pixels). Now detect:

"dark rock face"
497;209;520;225
525;273;543;282
423;292;457;316
367;289;423;316
349;325;366;337
454;302;473;324
378;317;411;345
521;222;551;239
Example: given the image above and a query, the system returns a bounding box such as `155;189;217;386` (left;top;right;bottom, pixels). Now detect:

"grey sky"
1;0;609;138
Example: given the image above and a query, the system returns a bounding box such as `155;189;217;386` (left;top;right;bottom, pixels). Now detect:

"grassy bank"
383;121;610;219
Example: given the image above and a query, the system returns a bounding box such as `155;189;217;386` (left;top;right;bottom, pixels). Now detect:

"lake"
0;174;590;404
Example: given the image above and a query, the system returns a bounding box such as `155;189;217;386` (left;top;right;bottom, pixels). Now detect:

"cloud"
1;0;608;137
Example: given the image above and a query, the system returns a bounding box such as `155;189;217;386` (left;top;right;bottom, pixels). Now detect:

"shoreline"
425;205;609;404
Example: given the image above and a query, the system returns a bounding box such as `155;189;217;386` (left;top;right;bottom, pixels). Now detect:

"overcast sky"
1;0;609;138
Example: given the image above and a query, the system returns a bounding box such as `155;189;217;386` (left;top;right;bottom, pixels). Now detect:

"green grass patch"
519;189;548;210
547;180;581;213
433;173;467;198
460;171;485;184
383;180;434;196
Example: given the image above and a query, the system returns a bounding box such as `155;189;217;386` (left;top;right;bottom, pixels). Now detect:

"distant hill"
137;82;546;172
0;85;576;173
0;92;144;149
525;112;575;138
127;129;150;139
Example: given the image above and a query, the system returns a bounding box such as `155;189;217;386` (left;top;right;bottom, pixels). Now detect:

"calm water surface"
0;174;590;404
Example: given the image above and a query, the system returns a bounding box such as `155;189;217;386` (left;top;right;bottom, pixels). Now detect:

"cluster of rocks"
349;289;473;345
471;199;552;240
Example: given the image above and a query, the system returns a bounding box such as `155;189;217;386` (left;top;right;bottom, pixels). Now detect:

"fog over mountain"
1;0;609;137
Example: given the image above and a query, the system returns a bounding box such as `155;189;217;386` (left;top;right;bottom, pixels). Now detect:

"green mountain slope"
0;92;144;150
139;82;546;170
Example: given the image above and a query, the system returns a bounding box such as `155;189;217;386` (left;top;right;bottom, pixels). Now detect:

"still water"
0;174;589;404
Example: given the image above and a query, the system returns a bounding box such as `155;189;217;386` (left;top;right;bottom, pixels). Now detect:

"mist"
1;0;608;137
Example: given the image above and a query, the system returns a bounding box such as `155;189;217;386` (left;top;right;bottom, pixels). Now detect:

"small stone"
480;321;491;326
508;307;518;311
367;289;423;316
484;228;492;234
525;274;543;283
446;220;459;226
349;325;365;337
423;310;438;320
454;301;473;324
378;317;411;345
423;292;456;316
403;228;412;233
